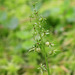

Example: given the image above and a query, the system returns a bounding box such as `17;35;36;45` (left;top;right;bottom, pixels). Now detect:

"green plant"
0;0;75;75
29;2;55;75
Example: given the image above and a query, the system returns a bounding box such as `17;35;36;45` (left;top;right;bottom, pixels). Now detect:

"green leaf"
0;11;7;22
41;10;50;17
16;31;32;40
3;17;19;29
22;40;34;50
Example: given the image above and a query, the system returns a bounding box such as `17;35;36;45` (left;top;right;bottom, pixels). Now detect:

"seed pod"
49;50;54;55
45;42;50;46
50;43;54;46
39;18;43;22
36;48;40;52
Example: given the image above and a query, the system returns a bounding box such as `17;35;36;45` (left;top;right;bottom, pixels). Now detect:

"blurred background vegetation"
0;0;75;75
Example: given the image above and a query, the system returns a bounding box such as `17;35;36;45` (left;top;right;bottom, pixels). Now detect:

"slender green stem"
40;35;50;75
42;44;50;75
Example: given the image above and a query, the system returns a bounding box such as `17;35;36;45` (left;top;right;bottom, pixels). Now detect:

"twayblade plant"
29;2;55;75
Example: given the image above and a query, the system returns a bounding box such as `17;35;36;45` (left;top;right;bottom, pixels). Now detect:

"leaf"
0;11;7;22
22;40;34;50
3;17;19;29
16;31;32;40
41;10;50;17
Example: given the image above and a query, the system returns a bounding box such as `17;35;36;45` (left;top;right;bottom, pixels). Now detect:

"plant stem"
42;44;50;75
40;36;50;75
33;6;50;75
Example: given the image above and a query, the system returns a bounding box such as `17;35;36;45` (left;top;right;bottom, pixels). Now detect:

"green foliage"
0;0;75;75
0;11;18;29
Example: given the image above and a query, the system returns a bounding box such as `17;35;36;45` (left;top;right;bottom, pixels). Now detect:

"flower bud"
36;48;40;52
39;18;43;22
32;3;35;7
50;43;54;46
49;50;53;55
45;42;50;46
